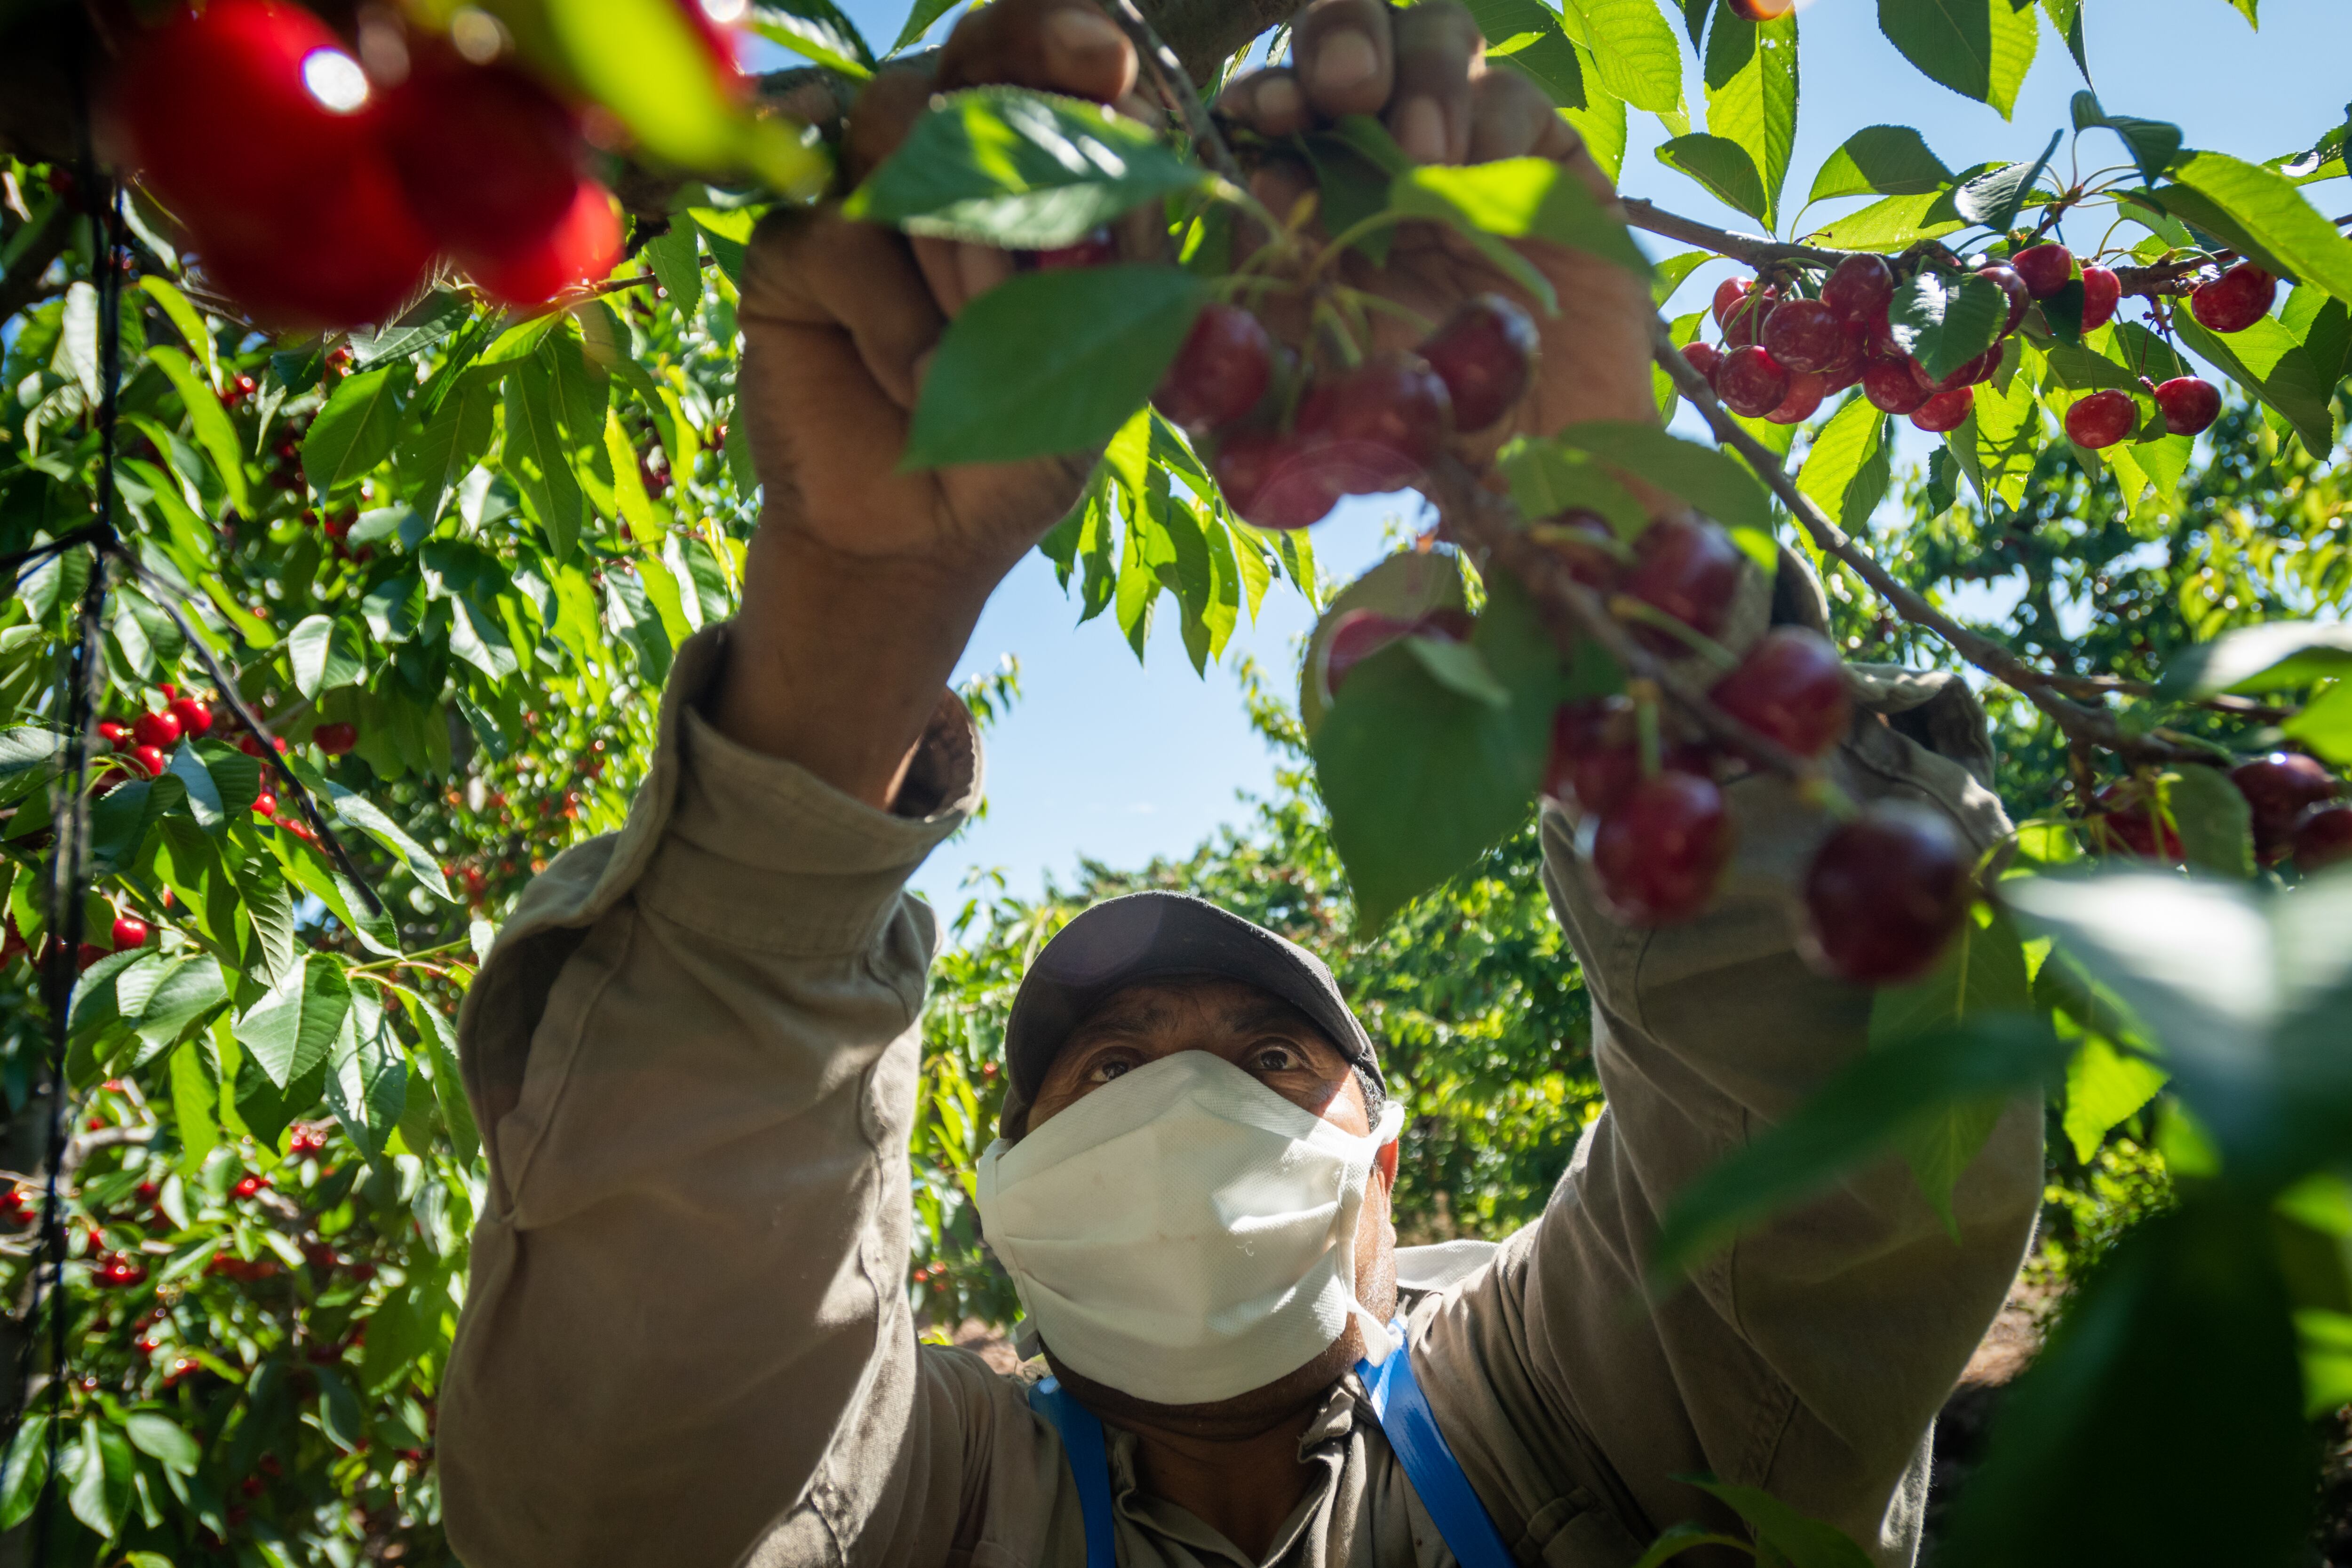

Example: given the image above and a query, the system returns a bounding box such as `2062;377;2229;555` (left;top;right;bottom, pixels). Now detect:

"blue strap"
1356;1321;1518;1568
1026;1322;1514;1568
1029;1375;1120;1568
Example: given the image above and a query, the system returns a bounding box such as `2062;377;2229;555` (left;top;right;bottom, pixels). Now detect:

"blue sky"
747;0;2352;911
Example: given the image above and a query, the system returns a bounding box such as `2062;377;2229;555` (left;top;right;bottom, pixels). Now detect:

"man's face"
1023;976;1400;1436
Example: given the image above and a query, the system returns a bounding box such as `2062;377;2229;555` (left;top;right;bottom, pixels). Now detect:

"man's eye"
1089;1057;1133;1083
1251;1045;1299;1073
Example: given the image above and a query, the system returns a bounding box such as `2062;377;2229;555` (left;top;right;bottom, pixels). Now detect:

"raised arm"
1421;638;2042;1560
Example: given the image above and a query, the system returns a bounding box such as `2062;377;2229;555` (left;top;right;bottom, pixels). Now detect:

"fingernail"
1255;76;1303;123
1047;9;1125;66
1396;96;1446;164
1312;29;1378;93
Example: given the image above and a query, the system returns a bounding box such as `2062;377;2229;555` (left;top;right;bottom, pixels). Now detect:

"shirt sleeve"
1415;664;2043;1567
437;622;987;1568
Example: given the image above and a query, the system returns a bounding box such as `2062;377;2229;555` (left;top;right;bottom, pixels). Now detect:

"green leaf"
1495;439;1650;537
1793;393;1890;530
145;346;249;515
2061;1034;2168;1163
396;373;496;524
544;0;824;195
326;1002;406;1162
1649;250;1714;309
2160;764;2255;879
66;1419;134;1537
1649;1013;2066;1282
747;0;873;76
503;352;585;558
2068;91;2183;184
2160;150;2352;305
132;955;228;1061
138;274;216;380
328;783;456;900
1563;0;1685;114
1875;0;2037;119
1805;124;1951;202
2173;312;2338;459
2285;681;2352;765
349;289;471;367
1955;128;2061;232
904;264;1207;469
1654;133;1768;225
1627;1522;1752;1568
1311;574;1589;928
169;1040;219;1167
1700;4;1798;230
2156;620;2352;697
235;953;352;1090
1686;1480;1875;1568
1467;0;1588;108
122;1413;200;1475
1552;421;1776;565
1889;271;2006;382
1951;349;2040;508
888;0;962;52
1393;156;1652;283
642;221;702;307
1808;189;1963;252
400;987;479;1164
302;366;409;496
1942;1203;2308;1568
0;1415;48;1529
287;614;366;699
847;87;1210;248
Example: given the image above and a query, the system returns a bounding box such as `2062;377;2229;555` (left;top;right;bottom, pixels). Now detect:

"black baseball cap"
997;891;1380;1137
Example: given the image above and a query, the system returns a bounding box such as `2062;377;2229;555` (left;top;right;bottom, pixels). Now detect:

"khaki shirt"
439;621;2039;1568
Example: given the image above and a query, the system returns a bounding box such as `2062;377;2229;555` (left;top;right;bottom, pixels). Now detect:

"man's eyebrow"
1219;998;1325;1041
1066;997;1176;1041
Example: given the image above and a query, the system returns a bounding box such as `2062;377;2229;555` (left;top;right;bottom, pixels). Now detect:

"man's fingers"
741;212;943;413
1386;2;1481;165
1216;67;1310;137
935;0;1138;104
1533;113;1618;205
1293;0;1393;121
842;67;935;189
1465;67;1556;164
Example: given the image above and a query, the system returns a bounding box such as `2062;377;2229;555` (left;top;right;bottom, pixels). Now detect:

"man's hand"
710;0;1661;808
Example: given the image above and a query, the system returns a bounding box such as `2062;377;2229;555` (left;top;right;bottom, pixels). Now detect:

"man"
437;0;2040;1562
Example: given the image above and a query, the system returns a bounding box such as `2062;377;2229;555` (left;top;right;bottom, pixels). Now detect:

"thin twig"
1645;314;2212;765
1423;457;1828;787
0;522;109;583
109;554;388;915
1093;0;1248;191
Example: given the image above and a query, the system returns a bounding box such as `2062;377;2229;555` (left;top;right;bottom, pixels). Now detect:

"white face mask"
974;1051;1406;1408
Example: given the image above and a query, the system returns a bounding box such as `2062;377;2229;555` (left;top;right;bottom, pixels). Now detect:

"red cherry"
233;1175;262;1199
1681;342;1723;381
1295;355;1451;494
1710;276;1754;328
1542;510;1623;591
1817;324;1869;392
1714;345;1790;419
1021;228;1119;270
1974;265;2031;335
1708;628;1851;758
1153;303;1273;433
1544;699;1633;817
1719;285;1779;349
2152;376;2221;437
252;792;277;819
131;710;181;749
2064;389;2137;450
1759;298;1845;374
2230;752;2339;863
464;178;622;306
237;731;287;758
2089;780;2183;861
1861;356;1930;415
97;720;130;750
1764;369;1826;425
1418;295;1536;433
1910;385;1974;433
2294;804;2352;874
110;915;150;951
115;0;432;328
381;51;581;263
313;721;360;756
1821;254;1895;326
1591;772;1734;926
1321;609;1460;697
1211;428;1341;530
129;744;168;779
2009;244;2074;300
1623;514;1746;650
1799;802;1973;983
166;697;213;739
2078;266;2121;331
2189;264;2275;334
76;943;107;973
1727;0;1794;16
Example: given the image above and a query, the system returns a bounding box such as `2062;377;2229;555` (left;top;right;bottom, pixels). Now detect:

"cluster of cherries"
2094;749;2351;873
1153;294;1540;531
1322;520;1973;984
109;0;740;326
1682;245;2241;452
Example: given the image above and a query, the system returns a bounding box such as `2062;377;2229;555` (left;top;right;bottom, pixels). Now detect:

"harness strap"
1025;1321;1515;1568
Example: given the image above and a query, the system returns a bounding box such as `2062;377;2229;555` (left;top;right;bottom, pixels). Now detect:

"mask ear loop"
1349;1103;1410;1367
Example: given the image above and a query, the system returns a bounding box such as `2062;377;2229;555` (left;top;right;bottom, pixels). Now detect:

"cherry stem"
1334;287;1439;337
1089;0;1249;191
1643;312;2215;766
1608;595;1741;674
1422;455;1824;785
1304;211;1412;283
1630;682;1663;778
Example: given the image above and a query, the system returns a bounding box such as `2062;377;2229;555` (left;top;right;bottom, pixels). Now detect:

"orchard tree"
0;0;2349;1563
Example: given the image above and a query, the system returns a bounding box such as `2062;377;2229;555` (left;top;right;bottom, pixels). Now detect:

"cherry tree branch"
1644;315;2214;765
1616;199;1845;270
